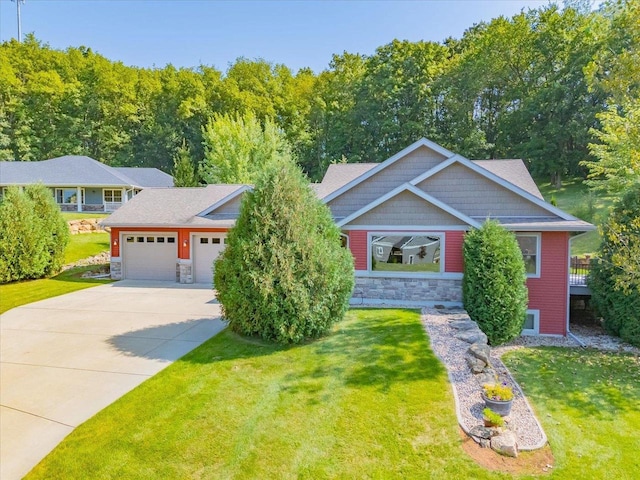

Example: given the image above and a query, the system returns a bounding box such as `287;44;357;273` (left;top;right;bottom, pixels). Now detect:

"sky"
0;0;551;73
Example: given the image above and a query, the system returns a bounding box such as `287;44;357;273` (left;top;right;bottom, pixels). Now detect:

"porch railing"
569;256;592;287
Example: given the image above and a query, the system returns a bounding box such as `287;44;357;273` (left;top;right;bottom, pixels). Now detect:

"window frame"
367;231;445;277
522;309;540;336
515;233;541;278
103;189;123;204
55;187;84;205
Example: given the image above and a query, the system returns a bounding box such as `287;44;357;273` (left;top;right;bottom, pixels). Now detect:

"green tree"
200;111;292;184
171;140;198;187
214;161;354;344
589;183;640;346
462;220;528;345
24;183;70;275
583;0;640;194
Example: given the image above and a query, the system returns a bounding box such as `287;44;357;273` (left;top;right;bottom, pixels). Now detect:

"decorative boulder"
455;328;488;344
450;319;477;330
466;355;487;373
491;430;518;457
468;343;491;364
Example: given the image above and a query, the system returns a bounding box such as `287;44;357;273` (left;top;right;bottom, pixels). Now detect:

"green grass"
537;178;619;257
64;232;110;264
0;266;112;314
61;212;109;221
27;309;505;480
504;348;640;478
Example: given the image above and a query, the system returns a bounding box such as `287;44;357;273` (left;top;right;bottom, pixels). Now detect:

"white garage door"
193;234;227;284
123;234;177;281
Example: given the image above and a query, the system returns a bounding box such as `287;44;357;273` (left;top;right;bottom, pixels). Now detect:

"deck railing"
569;256;592;286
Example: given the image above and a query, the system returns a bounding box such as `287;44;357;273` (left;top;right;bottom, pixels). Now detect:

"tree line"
0;1;637;188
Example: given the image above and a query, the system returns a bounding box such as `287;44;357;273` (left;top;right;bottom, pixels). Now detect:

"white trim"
516;232;541;279
322;138;456;204
103;188;123;204
196;185;252;217
522;309;541;336
498;224;596;232
367;231;446;276
409;156;578;221
337;183;480;228
341;224;471;231
355;271;464;280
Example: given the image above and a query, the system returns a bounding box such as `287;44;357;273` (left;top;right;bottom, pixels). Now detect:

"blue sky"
1;0;550;73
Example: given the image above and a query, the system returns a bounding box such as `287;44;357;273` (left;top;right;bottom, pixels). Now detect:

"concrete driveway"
0;280;225;480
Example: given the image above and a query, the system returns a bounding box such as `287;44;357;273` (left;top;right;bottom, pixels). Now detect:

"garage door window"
126;236;134;243
200;238;209;244
212;238;221;244
146;237;155;243
157;237;165;243
167;237;175;243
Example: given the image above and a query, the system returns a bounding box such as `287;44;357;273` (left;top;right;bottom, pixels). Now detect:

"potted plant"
482;382;514;416
482;408;505;428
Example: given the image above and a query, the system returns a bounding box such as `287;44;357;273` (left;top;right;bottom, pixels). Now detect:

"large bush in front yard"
0;184;70;283
462;220;528;345
214;161;355;344
589;183;640;347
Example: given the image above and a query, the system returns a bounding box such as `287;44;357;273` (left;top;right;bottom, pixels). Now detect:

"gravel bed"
421;307;547;450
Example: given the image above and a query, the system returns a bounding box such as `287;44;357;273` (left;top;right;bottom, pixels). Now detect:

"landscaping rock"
475;368;498;386
466;355;486;373
450;319;477;330
455;328;488;344
491;430;518;457
469;425;492;440
468;342;491;364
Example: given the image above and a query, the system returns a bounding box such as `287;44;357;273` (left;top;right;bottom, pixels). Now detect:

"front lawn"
504;348;640;478
0;266;112;315
61;212;109;221
27;309;498;479
64;232;110;264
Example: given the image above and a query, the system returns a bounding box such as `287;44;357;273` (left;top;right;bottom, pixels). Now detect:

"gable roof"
410;155;576;221
197;185;253;217
472;160;543;199
102;185;247;227
0;156;173;188
322;138;455;204
337;183;480;228
313;163;377;199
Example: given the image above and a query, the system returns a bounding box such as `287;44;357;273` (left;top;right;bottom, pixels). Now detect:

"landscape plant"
214;160;354;344
588;183;640;347
0;184;69;283
462;220;528;345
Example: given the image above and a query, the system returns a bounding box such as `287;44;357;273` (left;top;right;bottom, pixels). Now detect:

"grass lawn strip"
26;309;504;479
64;232;110;264
504;347;640;478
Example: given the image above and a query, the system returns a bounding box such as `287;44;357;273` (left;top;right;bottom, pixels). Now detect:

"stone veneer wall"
110;259;122;280
178;261;193;284
354;276;462;304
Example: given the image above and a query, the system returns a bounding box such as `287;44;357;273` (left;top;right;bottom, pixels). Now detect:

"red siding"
110;227;229;260
348;231;368;271
526;231;569;335
445;231;465;273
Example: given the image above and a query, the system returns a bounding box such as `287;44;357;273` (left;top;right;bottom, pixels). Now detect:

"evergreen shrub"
214;161;354;344
462;220;528;345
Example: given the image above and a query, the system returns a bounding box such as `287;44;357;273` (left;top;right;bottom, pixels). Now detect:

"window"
157;237;165;243
212;238;221;244
103;189;123;203
126;236;134;243
340;233;349;249
167;237;176;243
515;234;540;277
522;310;540;336
370;234;442;274
146;237;155;243
55;188;84;204
137;237;144;243
200;238;209;244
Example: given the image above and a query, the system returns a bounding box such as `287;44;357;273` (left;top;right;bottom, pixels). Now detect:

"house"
0;155;174;212
102;138;594;336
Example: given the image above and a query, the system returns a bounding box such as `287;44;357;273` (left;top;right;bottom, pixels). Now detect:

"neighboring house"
103;138;594;337
0;156;174;212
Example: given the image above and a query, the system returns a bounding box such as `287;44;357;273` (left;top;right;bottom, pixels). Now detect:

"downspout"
567;233;588;347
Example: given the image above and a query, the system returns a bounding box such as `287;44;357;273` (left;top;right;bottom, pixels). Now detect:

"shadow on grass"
504;346;640;419
105;308;446;391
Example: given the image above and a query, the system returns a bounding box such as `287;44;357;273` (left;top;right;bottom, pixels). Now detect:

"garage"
122;234;177;281
193;234;227;284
